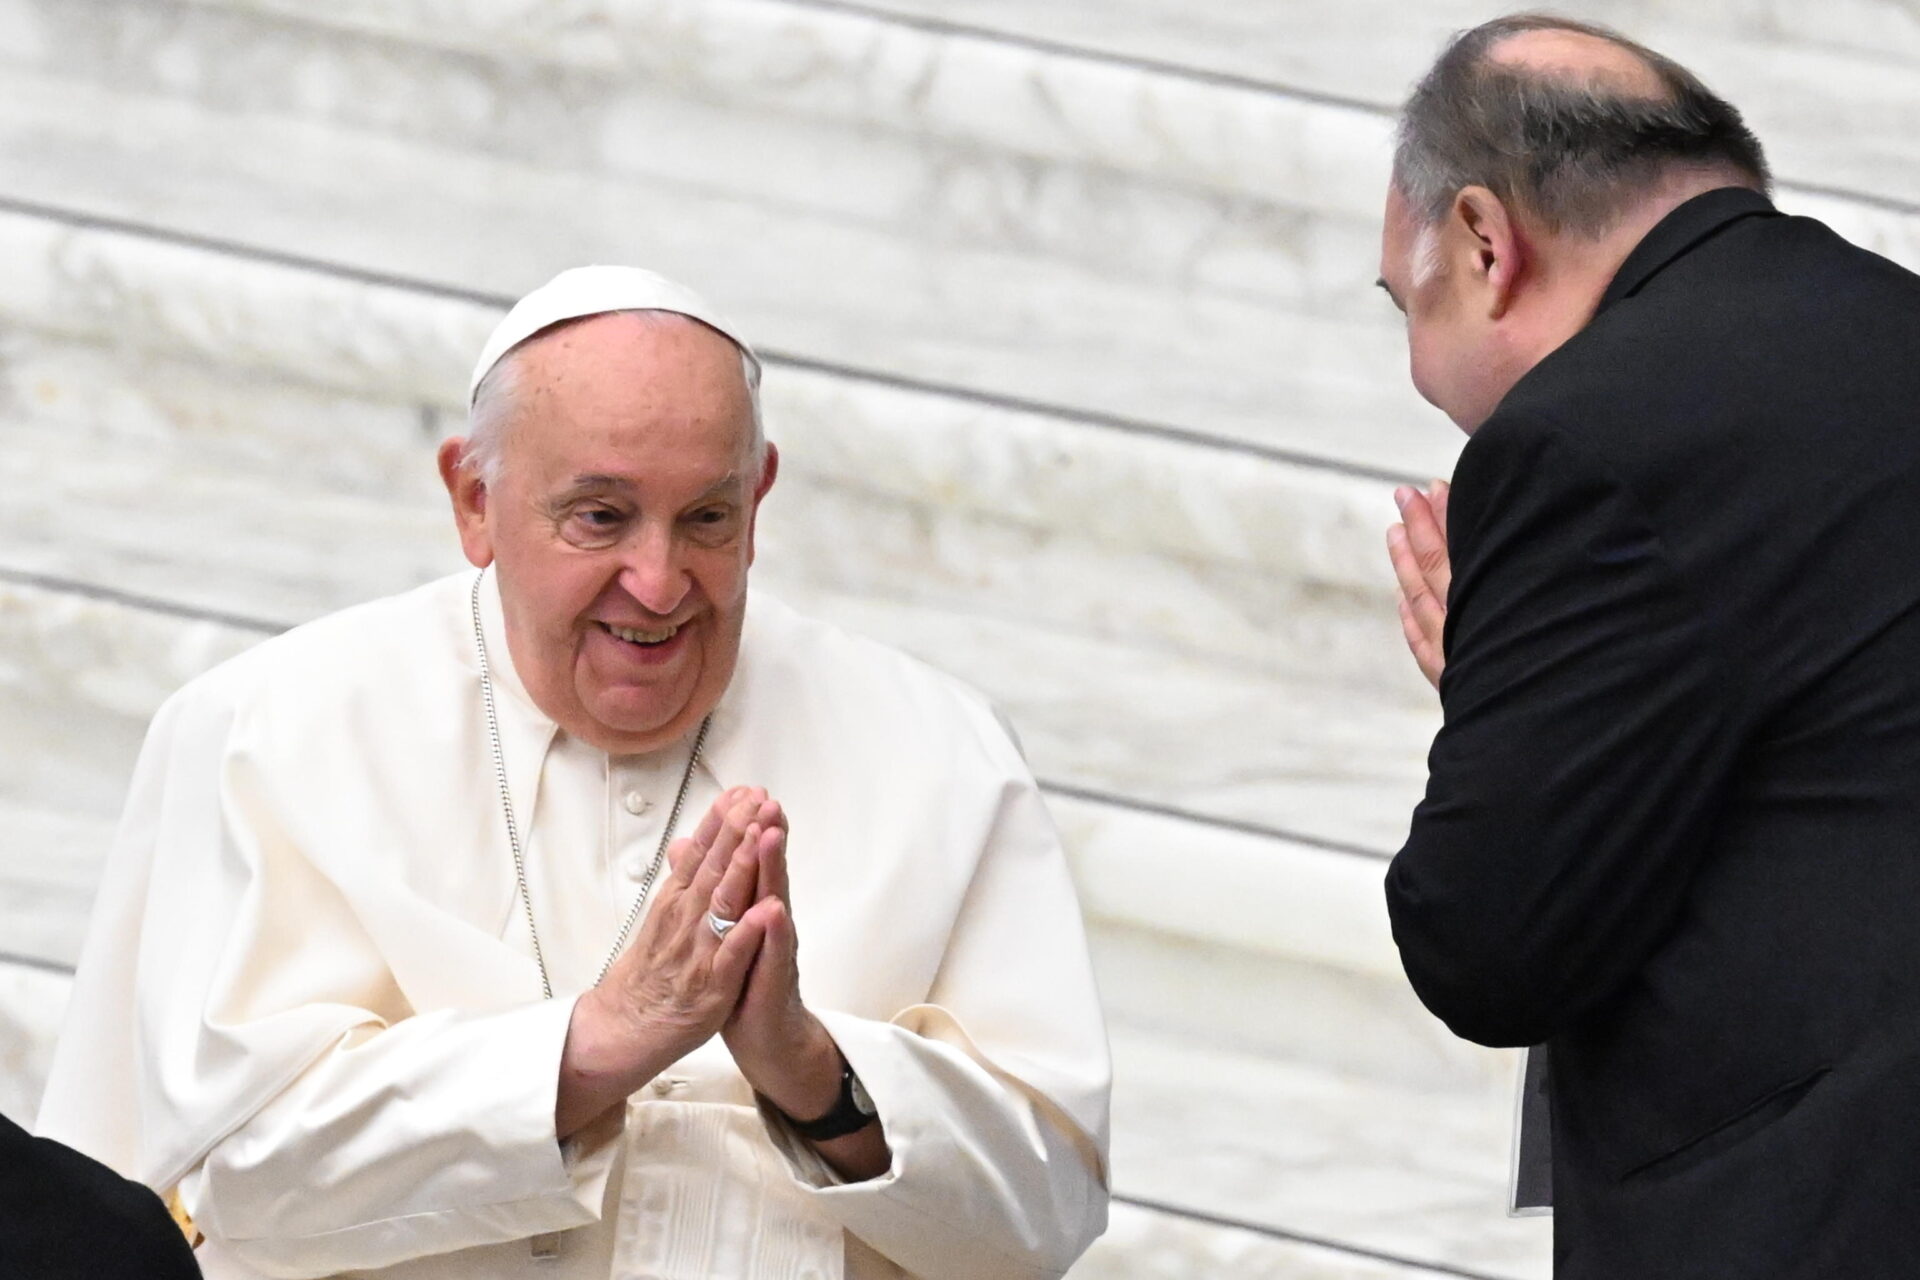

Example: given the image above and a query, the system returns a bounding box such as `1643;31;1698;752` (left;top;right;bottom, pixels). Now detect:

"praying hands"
557;788;890;1181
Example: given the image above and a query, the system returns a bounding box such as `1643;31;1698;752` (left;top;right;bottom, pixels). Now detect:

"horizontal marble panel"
0;231;1438;696
0;802;109;971
8;1;1913;492
859;0;1920;208
1079;1200;1528;1279
1054;791;1395;974
1106;1025;1548;1279
0;0;1458;477
151;0;1397;216
1088;922;1499;1095
0;578;265;816
187;0;1920;212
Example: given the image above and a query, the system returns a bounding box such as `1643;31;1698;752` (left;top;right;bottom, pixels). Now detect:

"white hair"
460;309;766;485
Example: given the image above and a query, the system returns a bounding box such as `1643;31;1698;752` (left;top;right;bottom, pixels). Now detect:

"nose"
618;522;691;617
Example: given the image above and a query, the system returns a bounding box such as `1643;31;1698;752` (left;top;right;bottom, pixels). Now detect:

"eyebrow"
1375;277;1405;312
559;471;744;502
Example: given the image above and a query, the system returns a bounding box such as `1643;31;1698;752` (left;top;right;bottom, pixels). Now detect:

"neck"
1516;168;1760;366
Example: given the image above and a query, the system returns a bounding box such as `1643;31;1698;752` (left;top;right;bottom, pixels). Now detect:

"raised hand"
1388;480;1452;690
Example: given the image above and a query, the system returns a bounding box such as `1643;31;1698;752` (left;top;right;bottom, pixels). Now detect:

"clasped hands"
557;788;854;1152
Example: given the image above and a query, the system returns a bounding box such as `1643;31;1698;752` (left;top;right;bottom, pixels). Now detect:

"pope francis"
37;267;1112;1279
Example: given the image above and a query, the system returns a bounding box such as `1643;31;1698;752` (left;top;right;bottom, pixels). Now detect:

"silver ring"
706;910;738;940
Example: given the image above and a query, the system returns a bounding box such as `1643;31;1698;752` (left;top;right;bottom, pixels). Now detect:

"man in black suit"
0;1110;200;1277
1379;14;1920;1277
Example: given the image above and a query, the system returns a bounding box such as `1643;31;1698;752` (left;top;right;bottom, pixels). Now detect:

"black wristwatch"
781;1055;878;1142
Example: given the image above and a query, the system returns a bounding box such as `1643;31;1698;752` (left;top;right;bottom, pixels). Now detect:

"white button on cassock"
623;790;650;815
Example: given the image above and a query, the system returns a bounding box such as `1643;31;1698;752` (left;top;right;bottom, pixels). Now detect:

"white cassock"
37;569;1111;1279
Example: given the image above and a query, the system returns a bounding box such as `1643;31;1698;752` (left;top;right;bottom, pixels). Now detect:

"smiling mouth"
600;620;682;648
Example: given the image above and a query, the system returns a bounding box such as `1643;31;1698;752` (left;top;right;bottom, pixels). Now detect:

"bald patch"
1486;28;1667;99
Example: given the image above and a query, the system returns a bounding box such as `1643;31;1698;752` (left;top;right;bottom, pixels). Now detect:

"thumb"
712;895;780;990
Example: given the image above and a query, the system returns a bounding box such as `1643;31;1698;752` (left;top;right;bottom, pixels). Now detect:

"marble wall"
3;1;1917;1274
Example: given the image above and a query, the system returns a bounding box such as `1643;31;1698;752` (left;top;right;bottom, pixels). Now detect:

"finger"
1397;593;1424;651
748;805;779;898
732;787;766;823
690;798;729;855
710;896;779;990
765;893;796;975
708;825;762;924
665;835;703;882
1398;489;1452;600
1399;598;1444;689
757;825;790;906
747;896;797;996
1429;478;1450;537
1388;525;1447;641
691;807;751;898
1416;645;1443;689
1386;523;1428;607
1408;588;1447;656
677;790;742;885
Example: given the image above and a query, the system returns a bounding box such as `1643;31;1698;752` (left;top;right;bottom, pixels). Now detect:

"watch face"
850;1072;876;1117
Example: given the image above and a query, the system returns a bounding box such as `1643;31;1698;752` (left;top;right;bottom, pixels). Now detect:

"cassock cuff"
755;1007;1096;1279
754;1010;900;1191
181;996;624;1272
537;997;625;1213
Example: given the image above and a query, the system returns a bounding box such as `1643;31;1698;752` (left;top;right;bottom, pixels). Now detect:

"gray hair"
461;309;766;485
1394;13;1770;237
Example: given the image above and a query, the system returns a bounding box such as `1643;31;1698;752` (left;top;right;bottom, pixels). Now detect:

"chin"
586;702;689;746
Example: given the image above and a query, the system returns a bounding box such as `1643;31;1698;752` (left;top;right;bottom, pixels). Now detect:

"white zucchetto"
468;265;762;403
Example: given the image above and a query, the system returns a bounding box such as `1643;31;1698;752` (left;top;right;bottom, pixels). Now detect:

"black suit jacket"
0;1112;200;1279
1387;187;1920;1277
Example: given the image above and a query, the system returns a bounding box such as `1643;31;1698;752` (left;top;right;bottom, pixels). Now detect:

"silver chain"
470;571;708;999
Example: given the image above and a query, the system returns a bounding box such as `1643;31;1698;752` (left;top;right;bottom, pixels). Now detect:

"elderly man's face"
450;311;774;755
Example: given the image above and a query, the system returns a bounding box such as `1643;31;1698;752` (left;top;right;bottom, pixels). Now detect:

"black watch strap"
781;1056;878;1142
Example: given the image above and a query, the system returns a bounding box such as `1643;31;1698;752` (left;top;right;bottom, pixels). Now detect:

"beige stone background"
2;2;1917;1274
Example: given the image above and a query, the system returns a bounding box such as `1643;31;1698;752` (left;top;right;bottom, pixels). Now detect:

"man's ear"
745;441;780;566
436;436;495;569
1451;186;1526;321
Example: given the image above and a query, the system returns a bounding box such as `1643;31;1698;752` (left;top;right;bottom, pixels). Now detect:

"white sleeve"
180;997;621;1278
40;675;623;1278
760;773;1113;1279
